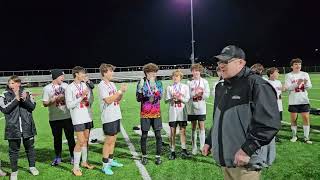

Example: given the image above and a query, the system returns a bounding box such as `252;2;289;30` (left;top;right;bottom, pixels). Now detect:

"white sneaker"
29;167;39;176
304;138;312;144
10;171;18;180
192;147;198;155
0;168;6;176
290;136;298;142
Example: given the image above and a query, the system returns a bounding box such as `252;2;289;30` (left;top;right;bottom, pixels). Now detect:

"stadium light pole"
190;0;195;64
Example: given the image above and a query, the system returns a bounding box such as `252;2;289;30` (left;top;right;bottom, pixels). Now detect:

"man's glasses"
217;58;237;65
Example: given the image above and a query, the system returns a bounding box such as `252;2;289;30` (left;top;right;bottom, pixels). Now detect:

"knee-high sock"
199;130;205;150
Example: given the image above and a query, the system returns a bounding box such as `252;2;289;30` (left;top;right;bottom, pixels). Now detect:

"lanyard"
52;84;63;95
104;81;115;93
146;80;155;95
193;79;201;89
173;83;181;94
74;82;83;96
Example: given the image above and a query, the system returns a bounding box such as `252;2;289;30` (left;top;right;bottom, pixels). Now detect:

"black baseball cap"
215;45;246;62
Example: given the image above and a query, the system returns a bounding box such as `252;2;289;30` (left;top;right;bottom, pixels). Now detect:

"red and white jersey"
65;82;92;125
267;79;283;112
285;71;312;105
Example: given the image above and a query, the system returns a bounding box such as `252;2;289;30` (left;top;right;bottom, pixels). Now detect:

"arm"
304;73;312;90
284;74;298;91
0;96;19;114
203;80;210;99
136;79;144;102
65;87;83;109
241;83;281;157
20;92;36;112
181;85;190;103
164;86;172;104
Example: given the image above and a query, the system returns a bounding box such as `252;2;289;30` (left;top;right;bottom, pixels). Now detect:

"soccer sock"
171;145;175;152
199;130;205;150
102;157;110;167
109;154;114;163
291;126;297;137
73;151;81;169
181;142;186;150
303;125;310;140
81;147;88;163
192;129;197;149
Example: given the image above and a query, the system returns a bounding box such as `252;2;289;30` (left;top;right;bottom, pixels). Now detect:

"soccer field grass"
0;74;320;180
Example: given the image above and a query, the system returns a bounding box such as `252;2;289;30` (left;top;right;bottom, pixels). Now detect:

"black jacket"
206;67;281;167
0;87;37;140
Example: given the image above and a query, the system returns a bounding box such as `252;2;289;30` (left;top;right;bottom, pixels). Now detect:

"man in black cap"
42;69;76;166
202;45;281;180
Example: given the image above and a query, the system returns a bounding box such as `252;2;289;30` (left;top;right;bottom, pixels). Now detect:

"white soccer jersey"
187;78;210;115
165;83;190;122
285;71;312;105
43;82;71;121
267;79;283;112
65;82;92;125
98;80;122;124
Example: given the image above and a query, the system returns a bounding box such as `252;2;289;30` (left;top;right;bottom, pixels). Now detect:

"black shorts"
140;118;162;131
169;121;187;128
103;120;121;136
73;122;94;132
188;115;206;121
288;104;310;113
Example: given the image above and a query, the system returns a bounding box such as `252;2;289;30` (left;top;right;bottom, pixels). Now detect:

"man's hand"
81;89;89;98
297;79;304;86
234;149;250;167
202;144;211;156
21;91;28;101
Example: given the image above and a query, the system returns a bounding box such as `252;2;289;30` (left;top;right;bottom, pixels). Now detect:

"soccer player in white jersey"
66;66;95;176
187;63;210;155
267;67;285;142
98;63;127;175
43;69;76;166
165;69;192;160
285;58;312;144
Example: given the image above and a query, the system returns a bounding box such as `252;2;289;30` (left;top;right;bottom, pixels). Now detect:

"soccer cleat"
72;168;82;176
102;165;114;175
181;150;192;159
81;162;95;169
290;136;298;142
304;138;312;144
29;167;39;176
155;157;162;165
141;156;148;165
110;160;123;167
169;151;176;160
51;157;62;166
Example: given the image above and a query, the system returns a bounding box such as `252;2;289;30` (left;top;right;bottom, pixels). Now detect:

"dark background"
0;0;319;71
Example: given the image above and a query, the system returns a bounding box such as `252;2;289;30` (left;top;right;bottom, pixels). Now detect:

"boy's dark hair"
72;66;86;78
191;63;204;72
8;75;21;83
290;58;302;66
143;63;159;75
99;63;115;77
266;67;279;78
250;63;264;75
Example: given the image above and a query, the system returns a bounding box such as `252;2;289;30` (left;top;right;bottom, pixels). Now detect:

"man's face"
8;80;20;91
192;69;201;79
291;63;301;73
56;75;65;85
218;58;245;79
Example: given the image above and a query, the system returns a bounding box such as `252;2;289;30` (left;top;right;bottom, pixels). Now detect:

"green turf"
0;74;320;180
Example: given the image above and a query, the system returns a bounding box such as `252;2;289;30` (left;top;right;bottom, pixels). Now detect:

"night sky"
0;0;319;71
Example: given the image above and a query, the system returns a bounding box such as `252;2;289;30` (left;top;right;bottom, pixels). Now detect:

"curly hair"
143;63;159;75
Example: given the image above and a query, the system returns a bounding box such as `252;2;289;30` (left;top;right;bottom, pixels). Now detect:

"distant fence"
0;64;194;86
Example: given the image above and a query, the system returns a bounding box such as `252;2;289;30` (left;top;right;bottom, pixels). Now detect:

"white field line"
120;123;151;180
